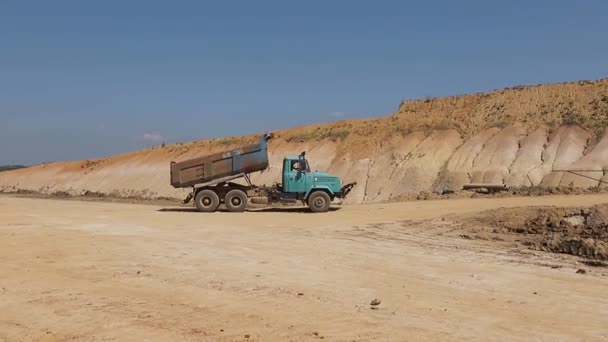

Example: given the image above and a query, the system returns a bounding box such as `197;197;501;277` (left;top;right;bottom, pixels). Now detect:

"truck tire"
225;189;248;212
194;189;220;212
307;191;331;213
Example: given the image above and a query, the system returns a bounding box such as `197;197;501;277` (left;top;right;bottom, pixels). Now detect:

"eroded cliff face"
2;79;608;203
2;124;608;204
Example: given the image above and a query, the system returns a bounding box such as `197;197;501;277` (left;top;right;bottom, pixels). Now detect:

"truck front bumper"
335;182;357;199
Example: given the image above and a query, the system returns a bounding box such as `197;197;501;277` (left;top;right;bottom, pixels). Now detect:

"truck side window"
291;160;302;172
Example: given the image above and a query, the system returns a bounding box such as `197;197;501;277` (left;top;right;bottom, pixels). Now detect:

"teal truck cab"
170;133;356;213
268;152;355;212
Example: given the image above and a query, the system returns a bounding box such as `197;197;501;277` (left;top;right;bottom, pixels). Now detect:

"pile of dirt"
505;186;608;197
388;186;608;202
476;205;608;259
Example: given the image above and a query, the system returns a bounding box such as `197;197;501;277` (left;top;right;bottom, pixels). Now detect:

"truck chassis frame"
181;172;356;213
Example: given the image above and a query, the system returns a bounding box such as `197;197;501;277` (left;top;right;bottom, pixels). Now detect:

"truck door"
284;159;307;193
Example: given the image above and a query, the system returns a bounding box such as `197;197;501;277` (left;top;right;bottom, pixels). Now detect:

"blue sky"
1;0;607;165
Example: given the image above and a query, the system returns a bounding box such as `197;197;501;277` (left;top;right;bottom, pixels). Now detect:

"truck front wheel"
195;189;220;212
225;189;248;212
307;191;331;213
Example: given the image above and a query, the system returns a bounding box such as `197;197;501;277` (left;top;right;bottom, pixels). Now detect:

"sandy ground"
2;195;608;341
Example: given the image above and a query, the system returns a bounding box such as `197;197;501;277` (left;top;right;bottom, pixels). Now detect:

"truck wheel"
225;189;248;212
307;191;331;213
194;189;220;212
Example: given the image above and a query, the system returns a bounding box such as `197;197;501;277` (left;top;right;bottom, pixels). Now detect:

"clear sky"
1;0;607;165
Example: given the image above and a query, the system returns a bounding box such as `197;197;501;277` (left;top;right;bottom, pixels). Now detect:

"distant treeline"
0;165;27;172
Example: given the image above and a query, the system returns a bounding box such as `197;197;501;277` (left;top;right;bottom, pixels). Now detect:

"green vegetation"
0;165;27;172
217;137;244;146
507;85;529;91
215;134;260;147
286;127;351;142
393;125;411;136
561;111;586;126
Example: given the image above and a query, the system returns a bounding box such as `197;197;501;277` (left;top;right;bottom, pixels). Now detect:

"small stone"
533;292;538;295
563;215;584;227
297;292;304;296
370;298;381;306
576;269;587;274
244;334;250;339
137;270;141;275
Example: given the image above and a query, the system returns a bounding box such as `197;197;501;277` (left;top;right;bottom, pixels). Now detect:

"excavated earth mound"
473;204;608;260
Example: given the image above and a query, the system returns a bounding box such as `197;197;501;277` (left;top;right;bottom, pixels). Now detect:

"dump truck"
170;133;356;213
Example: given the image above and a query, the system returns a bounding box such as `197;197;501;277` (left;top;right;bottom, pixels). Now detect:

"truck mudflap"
336;182;357;198
182;192;194;204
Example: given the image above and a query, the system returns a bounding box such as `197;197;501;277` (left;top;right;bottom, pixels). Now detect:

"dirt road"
2;195;608;341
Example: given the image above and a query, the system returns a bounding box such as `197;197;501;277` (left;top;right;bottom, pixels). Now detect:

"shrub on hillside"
0;165;27;172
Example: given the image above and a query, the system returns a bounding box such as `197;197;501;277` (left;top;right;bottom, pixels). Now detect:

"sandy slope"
1;194;608;341
1;79;608;203
2;124;607;204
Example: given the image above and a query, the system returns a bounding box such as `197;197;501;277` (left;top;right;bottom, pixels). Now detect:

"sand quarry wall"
2;124;608;204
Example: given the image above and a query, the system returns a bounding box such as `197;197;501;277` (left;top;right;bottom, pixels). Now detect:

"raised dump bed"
170;133;273;188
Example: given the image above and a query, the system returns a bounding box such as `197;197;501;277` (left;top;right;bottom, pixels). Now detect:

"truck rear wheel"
195;189;220;212
225;189;248;212
307;191;331;213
